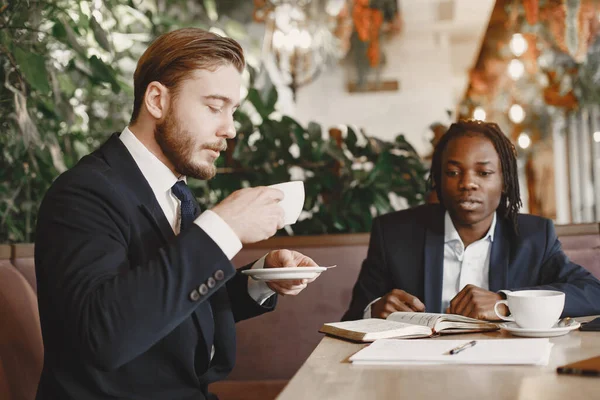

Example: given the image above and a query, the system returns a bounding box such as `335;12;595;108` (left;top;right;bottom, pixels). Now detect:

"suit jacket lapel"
100;133;225;377
423;207;445;313
100;133;175;244
489;215;510;292
139;203;176;244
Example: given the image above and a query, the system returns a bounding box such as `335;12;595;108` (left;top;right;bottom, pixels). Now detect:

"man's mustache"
202;140;227;152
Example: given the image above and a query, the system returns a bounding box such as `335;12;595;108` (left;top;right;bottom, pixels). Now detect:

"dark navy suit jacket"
343;204;600;321
35;134;275;399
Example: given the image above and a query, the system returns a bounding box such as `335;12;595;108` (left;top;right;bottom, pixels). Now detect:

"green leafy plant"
0;0;428;242
192;86;428;235
0;0;230;242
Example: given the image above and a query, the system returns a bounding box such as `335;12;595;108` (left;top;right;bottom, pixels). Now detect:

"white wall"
289;0;494;157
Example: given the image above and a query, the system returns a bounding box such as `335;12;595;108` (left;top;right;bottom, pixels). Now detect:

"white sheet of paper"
350;338;553;365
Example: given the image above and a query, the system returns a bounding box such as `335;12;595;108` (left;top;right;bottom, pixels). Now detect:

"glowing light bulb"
518;132;531;149
510;33;528;57
508;59;525;80
473;107;486;121
509;104;526;124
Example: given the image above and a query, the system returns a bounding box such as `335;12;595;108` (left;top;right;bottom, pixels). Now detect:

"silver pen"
448;340;477;355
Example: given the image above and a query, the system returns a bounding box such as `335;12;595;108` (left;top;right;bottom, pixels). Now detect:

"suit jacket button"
198;283;209;296
207;277;216;288
214;270;225;281
189;290;200;301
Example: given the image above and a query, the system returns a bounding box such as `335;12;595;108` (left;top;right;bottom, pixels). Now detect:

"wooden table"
277;316;600;400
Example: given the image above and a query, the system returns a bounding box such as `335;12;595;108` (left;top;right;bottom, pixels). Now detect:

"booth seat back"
228;234;367;381
556;224;600;280
0;244;42;400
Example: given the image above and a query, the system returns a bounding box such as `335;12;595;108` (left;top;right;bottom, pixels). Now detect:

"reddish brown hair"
130;28;245;123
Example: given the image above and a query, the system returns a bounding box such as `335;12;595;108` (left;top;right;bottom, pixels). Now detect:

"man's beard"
154;111;227;180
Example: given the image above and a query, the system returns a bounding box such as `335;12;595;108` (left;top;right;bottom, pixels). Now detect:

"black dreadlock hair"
428;120;522;235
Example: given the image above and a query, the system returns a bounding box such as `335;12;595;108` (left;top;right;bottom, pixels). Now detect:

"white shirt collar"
444;210;496;244
119;126;183;195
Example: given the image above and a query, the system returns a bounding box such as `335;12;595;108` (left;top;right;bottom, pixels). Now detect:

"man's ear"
144;81;169;120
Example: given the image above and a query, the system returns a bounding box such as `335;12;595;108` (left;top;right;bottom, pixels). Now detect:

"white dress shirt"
440;211;495;312
364;211;496;318
119;127;275;305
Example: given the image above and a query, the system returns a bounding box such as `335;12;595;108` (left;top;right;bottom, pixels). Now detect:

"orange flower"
367;10;384;67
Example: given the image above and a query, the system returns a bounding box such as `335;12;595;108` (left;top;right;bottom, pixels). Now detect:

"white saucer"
499;321;581;338
241;267;326;281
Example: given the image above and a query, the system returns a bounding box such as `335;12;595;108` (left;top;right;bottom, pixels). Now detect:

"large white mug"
494;290;565;329
268;181;305;226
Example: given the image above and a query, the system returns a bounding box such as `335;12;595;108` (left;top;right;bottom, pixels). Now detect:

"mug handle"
494;300;514;322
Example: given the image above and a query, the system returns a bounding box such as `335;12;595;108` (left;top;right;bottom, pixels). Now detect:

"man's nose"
218;116;236;139
459;173;478;190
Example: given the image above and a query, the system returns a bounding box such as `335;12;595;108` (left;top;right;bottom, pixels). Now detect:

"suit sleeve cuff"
363;297;381;319
194;210;242;260
246;255;276;305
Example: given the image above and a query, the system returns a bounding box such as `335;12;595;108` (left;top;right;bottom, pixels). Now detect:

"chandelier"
254;0;347;100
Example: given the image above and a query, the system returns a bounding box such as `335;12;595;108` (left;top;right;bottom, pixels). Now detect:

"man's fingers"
262;187;285;202
392;289;425;312
460;302;475;318
297;255;318;267
266;249;293;268
387;295;417;313
276;208;285;229
276;278;306;287
277;250;295;267
410;297;426;312
449;288;469;314
270;282;307;295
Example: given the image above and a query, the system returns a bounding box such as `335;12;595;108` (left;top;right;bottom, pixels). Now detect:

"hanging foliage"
0;0;428;242
523;0;540;25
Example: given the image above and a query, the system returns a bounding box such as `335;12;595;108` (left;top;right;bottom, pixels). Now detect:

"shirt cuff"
247;255;276;305
194;210;242;260
363;297;381;319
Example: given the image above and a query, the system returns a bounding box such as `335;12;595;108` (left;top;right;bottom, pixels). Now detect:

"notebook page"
325;319;420;334
386;312;443;328
350;338;553;365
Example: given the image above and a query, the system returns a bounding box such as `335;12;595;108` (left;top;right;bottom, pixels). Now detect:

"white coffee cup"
494;290;565;329
268;181;305;226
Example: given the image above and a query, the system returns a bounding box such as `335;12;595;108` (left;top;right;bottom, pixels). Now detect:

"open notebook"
320;312;498;342
349;338;554;365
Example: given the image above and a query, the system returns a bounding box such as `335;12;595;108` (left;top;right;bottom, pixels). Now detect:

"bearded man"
35;28;319;400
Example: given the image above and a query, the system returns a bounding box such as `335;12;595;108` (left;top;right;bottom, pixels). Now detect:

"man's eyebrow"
203;95;240;108
446;160;493;166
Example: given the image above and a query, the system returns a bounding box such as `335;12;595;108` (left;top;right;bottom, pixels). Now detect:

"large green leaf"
90;16;111;52
13;47;51;94
346;126;358;153
89;56;121;93
264;85;278;113
246;88;269;118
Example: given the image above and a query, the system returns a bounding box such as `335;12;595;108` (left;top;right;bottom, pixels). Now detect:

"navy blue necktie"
172;181;216;362
171;180;199;232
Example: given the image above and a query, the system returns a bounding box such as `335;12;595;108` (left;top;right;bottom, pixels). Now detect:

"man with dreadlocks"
342;120;600;321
